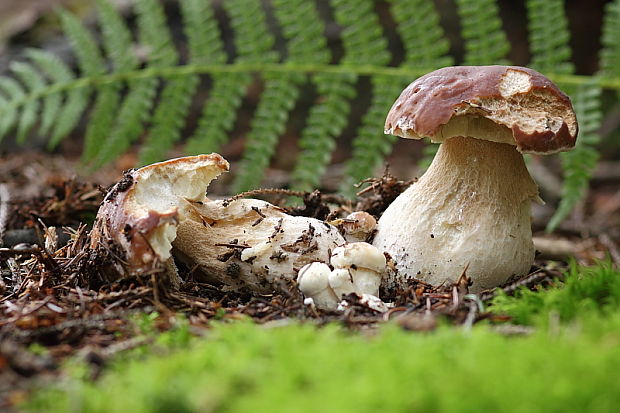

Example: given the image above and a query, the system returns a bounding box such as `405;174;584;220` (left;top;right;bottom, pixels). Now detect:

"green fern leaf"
82;0;136;163
233;73;303;192
0;77;24;141
390;0;453;68
25;49;71;136
333;0;394;195
389;0;452;172
547;81;602;232
94;0;176;167
270;0;346;193
600;0;620;78
341;76;408;195
180;0;226;64
10;62;46;142
526;0;574;74
230;0;306;192
291;72;356;192
455;0;510;65
138;75;198;164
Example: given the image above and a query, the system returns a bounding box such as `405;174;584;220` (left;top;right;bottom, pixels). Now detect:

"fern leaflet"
231;0;313;192
183;0;250;157
547;82;602;232
526;0;574;74
389;0;452;173
456;0;510;65
333;0;392;195
600;0;620;79
10;62;46;143
0;77;24;141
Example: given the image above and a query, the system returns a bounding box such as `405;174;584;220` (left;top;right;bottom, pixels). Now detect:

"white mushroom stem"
173;198;345;293
373;136;540;293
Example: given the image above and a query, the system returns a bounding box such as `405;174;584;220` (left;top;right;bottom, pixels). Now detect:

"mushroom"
89;154;229;284
330;211;377;242
296;262;340;310
373;66;577;292
90;154;347;291
329;242;386;297
297;242;386;310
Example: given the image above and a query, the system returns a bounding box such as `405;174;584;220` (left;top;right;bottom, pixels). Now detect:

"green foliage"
547;81;602;231
600;0;620;79
0;0;617;226
491;261;620;325
456;0;510;65
526;0;574;74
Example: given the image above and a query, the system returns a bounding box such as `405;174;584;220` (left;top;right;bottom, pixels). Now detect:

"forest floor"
1;150;619;411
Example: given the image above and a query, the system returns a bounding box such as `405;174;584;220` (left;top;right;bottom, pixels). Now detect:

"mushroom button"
373;66;578;292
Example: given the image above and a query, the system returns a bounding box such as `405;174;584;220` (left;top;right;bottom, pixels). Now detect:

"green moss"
25;263;620;413
490;261;620;325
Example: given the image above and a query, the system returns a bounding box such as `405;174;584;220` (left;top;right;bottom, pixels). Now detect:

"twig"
0;184;10;247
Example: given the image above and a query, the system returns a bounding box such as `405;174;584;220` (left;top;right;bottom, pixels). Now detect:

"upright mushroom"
373;66;577;292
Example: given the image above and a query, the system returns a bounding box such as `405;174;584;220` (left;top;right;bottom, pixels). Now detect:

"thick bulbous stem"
373;136;539;293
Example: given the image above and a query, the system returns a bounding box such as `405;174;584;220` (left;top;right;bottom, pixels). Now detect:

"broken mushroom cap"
374;66;578;293
385;65;577;154
89;154;229;280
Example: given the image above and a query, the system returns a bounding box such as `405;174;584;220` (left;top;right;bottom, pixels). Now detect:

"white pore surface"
373;136;539;292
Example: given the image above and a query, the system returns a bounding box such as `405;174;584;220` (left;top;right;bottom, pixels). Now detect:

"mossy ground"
24;262;620;413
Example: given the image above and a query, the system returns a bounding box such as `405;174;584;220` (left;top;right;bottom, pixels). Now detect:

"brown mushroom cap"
385;65;578;154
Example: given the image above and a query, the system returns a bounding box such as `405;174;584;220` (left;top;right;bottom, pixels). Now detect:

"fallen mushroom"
373;66;578;292
297;242;386;310
89;154;229;284
90;154;346;292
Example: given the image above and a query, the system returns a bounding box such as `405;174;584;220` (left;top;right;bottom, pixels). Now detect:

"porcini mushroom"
89;154;229;283
373;66;577;292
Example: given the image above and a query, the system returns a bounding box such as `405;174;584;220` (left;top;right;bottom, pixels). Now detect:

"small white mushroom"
331;211;377;242
330;242;386;297
297;242;387;310
296;262;339;310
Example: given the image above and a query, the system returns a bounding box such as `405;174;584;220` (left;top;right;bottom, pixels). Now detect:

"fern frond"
93;0;173;167
340;76;408;195
547;81;602;232
331;0;393;195
233;73;302;192
186;0;274;157
138;75;198;164
10;62;46;142
25;49;70;137
390;0;453;68
180;0;226;64
389;0;452;173
455;0;510;65
231;0;313;192
0;77;25;141
270;0;342;193
182;0;249;156
600;0;620;78
82;0;135;162
291;73;356;192
526;0;574;74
